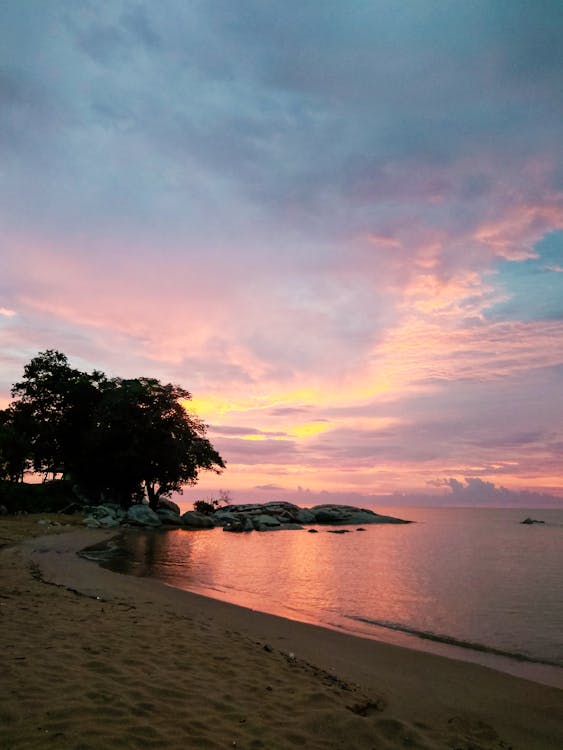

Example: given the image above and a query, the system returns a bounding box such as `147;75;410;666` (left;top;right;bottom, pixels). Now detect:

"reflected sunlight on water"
96;507;563;674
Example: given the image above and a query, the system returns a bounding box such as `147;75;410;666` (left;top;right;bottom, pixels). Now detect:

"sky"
1;1;562;507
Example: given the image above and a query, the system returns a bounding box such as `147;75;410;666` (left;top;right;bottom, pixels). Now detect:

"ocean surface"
90;506;563;687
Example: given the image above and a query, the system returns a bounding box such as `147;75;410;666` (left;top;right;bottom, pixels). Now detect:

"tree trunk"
145;481;159;511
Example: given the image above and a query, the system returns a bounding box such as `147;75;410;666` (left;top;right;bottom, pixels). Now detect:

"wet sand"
1;515;562;749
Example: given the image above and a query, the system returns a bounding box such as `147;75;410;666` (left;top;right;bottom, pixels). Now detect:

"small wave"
346;615;562;667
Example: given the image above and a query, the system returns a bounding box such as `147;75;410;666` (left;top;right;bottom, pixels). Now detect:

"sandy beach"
1;516;562;750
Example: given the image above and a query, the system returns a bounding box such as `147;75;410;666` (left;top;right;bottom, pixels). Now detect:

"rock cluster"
82;500;410;531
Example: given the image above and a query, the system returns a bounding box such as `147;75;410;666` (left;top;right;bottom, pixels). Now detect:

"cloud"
435;477;561;507
1;2;562;501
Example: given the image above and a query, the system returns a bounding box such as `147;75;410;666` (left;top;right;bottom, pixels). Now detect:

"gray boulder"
157;508;185;526
83;503;126;528
222;515;255;532
181;510;215;529
157;498;181;515
83;516;102;528
213;510;239;526
96;515;121;528
127;504;162;527
295;508;316;524
252;514;282;531
310;505;410;525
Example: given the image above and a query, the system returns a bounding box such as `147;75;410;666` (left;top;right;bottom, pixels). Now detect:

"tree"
0;405;33;482
3;351;225;508
4;350;225;507
10;350;106;480
82;377;225;509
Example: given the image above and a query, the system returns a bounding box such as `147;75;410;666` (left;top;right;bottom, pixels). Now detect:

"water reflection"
96;508;563;668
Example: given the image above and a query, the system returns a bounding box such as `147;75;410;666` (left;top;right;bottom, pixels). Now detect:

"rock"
295;508;316;524
157;498;181;515
251;514;282;531
157;508;185;526
213;502;410;531
213;510;239;526
82;504;127;528
127;504;162;527
307;529;319;533
521;517;545;525
96;515;121;528
243;516;254;532
327;529;351;534
222;515;256;532
223;521;244;533
181;510;215;529
83;516;102;528
356;527;366;531
310;504;410;525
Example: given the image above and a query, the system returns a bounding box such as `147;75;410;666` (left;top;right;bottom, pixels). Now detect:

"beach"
1;517;562;749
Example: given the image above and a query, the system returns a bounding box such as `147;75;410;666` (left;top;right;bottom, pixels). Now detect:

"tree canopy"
0;350;225;509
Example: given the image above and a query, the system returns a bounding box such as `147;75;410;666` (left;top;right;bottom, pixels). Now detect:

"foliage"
8;350;106;480
193;490;232;515
193;499;217;515
0;479;77;514
1;350;225;509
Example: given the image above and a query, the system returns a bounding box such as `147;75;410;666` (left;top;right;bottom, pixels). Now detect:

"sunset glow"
1;2;562;506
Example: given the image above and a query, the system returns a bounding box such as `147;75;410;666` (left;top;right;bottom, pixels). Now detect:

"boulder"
213;502;410;530
213;510;239;526
96;515;121;528
221;515;255;532
82;503;126;528
127;504;162;527
181;510;215;529
310;505;410;525
295;508;316;524
521;517;545;525
157;498;181;515
252;514;282;531
157;508;185;526
83;516;102;528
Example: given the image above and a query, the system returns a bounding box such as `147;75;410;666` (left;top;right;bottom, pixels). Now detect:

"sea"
89;506;563;688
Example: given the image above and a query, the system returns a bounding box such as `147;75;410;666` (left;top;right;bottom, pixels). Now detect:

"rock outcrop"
309;504;410;525
181;510;215;529
81;500;410;531
127;504;162;527
217;502;410;532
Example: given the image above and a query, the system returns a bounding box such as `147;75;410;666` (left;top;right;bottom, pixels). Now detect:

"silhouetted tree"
82;378;225;509
9;350;106;480
0;405;33;482
4;350;225;508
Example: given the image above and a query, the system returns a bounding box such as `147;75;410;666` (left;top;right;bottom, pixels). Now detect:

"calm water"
91;506;563;685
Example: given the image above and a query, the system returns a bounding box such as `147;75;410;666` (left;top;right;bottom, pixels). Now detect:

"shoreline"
87;523;563;689
2;519;563;749
141;573;563;690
